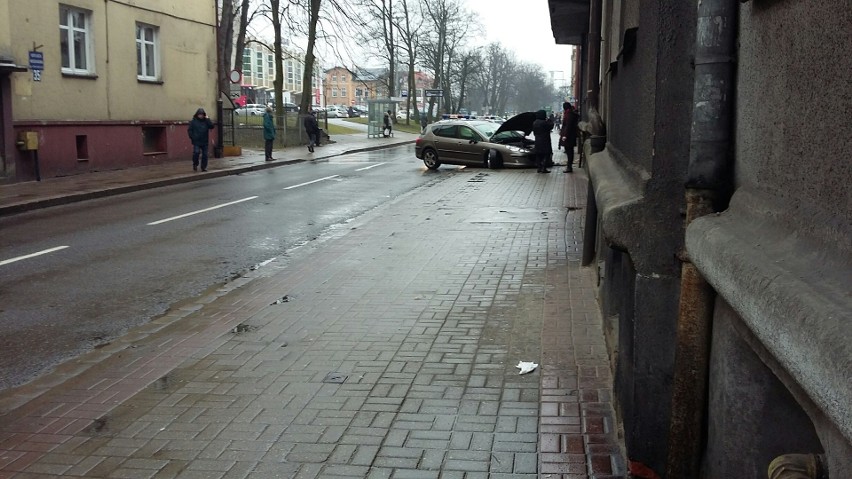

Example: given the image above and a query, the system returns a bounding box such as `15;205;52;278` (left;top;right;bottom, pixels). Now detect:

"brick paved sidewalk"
0;167;625;478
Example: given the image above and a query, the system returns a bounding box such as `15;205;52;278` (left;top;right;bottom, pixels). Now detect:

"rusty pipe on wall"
666;0;739;476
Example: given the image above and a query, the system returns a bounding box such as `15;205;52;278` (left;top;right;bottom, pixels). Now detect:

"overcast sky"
247;0;575;83
463;0;575;83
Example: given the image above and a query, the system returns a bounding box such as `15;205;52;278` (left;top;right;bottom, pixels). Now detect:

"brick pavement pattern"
0;166;625;478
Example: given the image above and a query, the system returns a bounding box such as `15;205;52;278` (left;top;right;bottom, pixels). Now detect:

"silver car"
414;114;536;170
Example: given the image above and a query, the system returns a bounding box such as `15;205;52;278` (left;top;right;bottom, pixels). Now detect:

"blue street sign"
28;51;44;70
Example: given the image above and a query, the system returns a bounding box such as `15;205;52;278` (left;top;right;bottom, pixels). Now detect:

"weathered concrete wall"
703;299;824;478
688;0;852;476
587;0;696;474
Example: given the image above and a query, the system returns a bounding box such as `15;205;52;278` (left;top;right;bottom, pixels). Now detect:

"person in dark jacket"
262;106;275;161
560;102;580;173
420;113;428;134
304;110;320;153
187;108;214;171
383;110;393;137
532;109;554;173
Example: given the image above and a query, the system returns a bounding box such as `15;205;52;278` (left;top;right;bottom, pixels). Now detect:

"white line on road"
355;163;387;171
283;175;340;190
0;245;70;267
147;196;259;226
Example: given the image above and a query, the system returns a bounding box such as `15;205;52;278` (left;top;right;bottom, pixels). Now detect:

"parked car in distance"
234;104;266;116
414;114;537;170
396;110;414;120
326;107;347;118
282;102;299;112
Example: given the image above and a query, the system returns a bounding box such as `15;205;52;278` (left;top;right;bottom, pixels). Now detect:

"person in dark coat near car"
303;110;320;153
560;102;580;173
532;109;554;173
187;107;214;171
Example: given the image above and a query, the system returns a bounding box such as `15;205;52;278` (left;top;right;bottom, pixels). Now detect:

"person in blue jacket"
263;106;276;161
187;108;214;171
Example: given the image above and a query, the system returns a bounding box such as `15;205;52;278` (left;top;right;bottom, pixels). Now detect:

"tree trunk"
300;0;321;114
271;0;284;125
233;0;251;74
217;0;235;95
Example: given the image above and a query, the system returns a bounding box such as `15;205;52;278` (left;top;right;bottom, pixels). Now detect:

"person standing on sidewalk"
532;109;554;173
420;113;428;134
263;106;275;161
303;110;320;153
187;108;214;171
383;110;393;137
560;102;580;173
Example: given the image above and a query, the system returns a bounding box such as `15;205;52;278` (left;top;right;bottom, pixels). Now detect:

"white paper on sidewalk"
516;361;538;375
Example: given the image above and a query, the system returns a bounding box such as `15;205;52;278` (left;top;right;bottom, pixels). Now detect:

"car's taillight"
415;138;422;146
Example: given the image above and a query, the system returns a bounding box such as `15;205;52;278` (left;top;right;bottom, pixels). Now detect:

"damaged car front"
415;113;537;170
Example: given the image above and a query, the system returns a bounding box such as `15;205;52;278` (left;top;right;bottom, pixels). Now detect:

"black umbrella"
494;112;537;136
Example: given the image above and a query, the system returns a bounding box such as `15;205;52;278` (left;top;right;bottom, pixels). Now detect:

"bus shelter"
367;99;397;138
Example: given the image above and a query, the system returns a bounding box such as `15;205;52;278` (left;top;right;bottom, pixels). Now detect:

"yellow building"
323;66;384;109
0;0;217;182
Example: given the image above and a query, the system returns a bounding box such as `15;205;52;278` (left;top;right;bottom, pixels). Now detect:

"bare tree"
453;48;482;114
232;0;253;75
395;0;423;122
217;0;236;95
421;0;468;115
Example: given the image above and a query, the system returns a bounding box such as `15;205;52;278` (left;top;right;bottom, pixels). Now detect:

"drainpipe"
666;0;738;477
585;0;603;135
214;0;224;159
580;0;603;267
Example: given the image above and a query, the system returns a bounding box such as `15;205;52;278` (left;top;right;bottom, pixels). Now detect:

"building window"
59;5;93;74
136;23;159;80
332;88;338;98
356;88;363;97
242;50;252;75
267;54;273;72
341;87;346;97
332;75;337;83
255;51;264;80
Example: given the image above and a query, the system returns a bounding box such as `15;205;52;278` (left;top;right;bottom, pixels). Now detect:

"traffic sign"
28;51;44;70
425;89;443;98
29;51;44;82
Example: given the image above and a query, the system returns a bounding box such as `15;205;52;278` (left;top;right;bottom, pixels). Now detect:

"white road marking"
283;175;340;190
0;245;70;267
147;196;259;225
355;163;387;171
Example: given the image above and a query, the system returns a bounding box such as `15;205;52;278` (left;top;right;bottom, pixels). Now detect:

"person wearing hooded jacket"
532;109;554;173
187;108;214;171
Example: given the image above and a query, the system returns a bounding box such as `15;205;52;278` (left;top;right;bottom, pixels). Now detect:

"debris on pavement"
270;295;290;305
516;361;538;375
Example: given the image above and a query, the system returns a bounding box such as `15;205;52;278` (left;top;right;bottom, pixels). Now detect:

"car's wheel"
487;149;503;169
423;149;441;170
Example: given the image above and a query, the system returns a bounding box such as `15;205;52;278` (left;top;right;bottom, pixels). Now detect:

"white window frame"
255;51;264;80
136;23;160;81
59;5;94;75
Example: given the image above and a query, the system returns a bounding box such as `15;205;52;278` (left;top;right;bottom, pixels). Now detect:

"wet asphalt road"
0;145;464;391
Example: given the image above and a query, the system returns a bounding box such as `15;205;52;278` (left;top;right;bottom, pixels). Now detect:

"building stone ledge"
587;144;649;262
686;187;852;444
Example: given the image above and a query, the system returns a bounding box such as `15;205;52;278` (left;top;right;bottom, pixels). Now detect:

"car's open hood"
494;112;536;136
